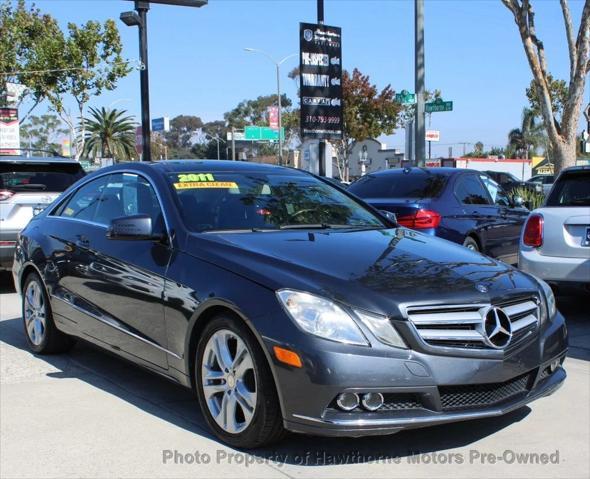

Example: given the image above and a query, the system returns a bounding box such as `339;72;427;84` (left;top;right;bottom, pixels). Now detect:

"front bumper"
270;311;568;438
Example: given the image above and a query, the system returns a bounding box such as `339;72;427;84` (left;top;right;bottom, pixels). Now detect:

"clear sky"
20;0;589;157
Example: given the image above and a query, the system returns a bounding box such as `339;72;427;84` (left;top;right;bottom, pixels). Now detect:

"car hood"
185;228;538;317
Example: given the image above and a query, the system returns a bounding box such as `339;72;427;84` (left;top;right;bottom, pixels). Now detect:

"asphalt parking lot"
0;271;588;479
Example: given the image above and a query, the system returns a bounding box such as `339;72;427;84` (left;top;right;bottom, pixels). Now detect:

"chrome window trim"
51;294;182;360
49;168;173;240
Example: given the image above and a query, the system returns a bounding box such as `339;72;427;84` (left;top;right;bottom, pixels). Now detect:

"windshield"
0;163;85;192
168;171;385;232
348;171;448;199
545;170;590;207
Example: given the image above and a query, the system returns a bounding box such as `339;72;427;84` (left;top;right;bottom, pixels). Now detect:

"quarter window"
455;176;490;205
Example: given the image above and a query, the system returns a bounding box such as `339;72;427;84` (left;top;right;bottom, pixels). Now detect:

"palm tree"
81;107;137;161
508;108;546;159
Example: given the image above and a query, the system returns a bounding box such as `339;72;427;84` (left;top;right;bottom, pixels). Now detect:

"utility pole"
414;0;425;167
317;0;326;176
231;127;236;161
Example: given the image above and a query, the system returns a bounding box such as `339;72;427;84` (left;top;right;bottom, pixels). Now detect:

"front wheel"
22;272;75;354
195;315;285;448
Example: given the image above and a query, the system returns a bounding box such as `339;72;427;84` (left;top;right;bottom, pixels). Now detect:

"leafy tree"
334;68;402;180
81;107;136;161
52;20;130;158
20;113;68;153
501;0;590;173
525;74;568;120
224;94;292;129
164;115;203;157
0;0;66;121
507;108;547;158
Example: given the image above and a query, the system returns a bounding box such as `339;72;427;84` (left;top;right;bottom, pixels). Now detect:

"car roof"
561;165;590;172
133;160;308;175
0;155;80;164
364;167;475;177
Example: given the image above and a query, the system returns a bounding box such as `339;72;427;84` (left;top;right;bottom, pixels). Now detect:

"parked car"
519;166;590;295
348;167;529;264
0;155;85;270
484;170;543;195
13;161;566;448
529;174;555;197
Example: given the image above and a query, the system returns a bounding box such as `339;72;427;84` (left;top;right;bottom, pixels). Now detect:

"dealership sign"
0;108;20;155
299;22;343;140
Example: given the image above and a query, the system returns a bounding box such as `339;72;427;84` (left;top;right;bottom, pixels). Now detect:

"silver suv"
0;156;85;270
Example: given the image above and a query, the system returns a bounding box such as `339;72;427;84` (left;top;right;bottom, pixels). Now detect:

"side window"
455;175;491;205
58;175;112;222
480;175;510;207
94;173;165;233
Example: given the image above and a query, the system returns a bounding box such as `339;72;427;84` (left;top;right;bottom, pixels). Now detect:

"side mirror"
107;214;157;240
379;210;397;224
512;195;524;208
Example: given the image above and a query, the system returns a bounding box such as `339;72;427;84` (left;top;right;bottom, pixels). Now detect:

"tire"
195;314;285;448
462;236;480;252
22;272;75;354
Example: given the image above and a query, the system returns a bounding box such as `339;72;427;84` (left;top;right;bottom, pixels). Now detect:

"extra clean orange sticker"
173;181;238;189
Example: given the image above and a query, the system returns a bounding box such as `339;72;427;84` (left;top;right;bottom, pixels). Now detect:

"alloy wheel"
24;280;46;346
201;329;257;434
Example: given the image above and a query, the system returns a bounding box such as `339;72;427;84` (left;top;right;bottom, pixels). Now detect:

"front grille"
439;372;532;411
405;297;540;351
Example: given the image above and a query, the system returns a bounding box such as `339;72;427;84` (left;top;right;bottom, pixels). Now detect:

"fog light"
336;393;359;411
361;392;384;411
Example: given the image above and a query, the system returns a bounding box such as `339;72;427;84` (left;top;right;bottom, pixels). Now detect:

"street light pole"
244;49;296;166
136;1;151;162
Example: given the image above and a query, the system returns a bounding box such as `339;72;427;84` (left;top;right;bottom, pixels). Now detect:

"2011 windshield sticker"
177;173;215;182
174;181;239;189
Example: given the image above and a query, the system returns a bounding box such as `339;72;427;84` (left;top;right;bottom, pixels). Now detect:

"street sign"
395;90;416;105
267;106;279;129
426;130;440;142
135;126;143;156
299;22;343;140
226;131;245;141
425;98;453;113
152;116;170;132
0;108;20;155
244;126;285;141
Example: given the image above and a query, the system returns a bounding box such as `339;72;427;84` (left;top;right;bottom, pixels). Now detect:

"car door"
51;172;171;369
453;173;506;257
479;174;524;264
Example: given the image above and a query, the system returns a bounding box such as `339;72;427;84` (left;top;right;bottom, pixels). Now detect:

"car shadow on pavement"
0;313;537;466
557;295;589;362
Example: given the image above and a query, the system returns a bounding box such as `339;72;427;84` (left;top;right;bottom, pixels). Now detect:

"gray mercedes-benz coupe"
13;161;567;448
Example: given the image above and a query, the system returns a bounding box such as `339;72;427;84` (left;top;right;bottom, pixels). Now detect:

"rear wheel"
463;236;480;252
22;273;75;354
195;315;285;448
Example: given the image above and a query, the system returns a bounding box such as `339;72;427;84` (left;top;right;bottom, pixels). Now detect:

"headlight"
277;290;368;346
538;278;557;320
354;309;407;349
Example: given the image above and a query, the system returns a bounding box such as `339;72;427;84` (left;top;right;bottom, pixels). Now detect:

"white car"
529;174;555;197
519;166;590;294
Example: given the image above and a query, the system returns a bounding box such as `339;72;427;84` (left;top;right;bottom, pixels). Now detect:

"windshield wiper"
280;224;332;230
12;184;47;191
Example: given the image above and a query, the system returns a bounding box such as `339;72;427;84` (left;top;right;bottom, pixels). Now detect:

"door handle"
75;235;90;247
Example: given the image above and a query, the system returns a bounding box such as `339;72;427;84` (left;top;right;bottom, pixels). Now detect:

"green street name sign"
395;90;416;105
244;126;285;141
425;98;453;113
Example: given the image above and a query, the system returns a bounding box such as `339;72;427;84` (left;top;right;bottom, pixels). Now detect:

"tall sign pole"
414;0;426;167
317;0;326;176
136;1;151;162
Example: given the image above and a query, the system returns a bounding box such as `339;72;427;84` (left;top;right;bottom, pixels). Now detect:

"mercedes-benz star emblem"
483;307;512;349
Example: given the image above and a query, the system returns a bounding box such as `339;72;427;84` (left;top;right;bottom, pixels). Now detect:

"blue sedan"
348;167;529;264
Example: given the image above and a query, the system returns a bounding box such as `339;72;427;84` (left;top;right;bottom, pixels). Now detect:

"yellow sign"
536;165;554;175
531;156;545;168
174;181;238;189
